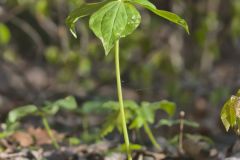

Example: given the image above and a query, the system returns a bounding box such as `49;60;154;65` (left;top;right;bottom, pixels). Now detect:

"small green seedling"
157;118;199;129
66;0;189;159
100;100;176;150
115;143;143;153
221;89;240;135
157;111;199;154
129;101;176;149
6;96;77;149
100;100;139;137
76;101;107;142
0;121;19;139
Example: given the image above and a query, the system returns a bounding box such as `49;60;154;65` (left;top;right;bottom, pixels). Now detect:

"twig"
179;110;185;154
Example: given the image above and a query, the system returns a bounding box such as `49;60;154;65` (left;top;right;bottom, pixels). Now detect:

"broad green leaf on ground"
141;102;155;123
102;101;120;110
150;100;176;117
221;95;239;131
123;100;139;110
183;120;199;128
130;100;175;129
101;100;138;136
41;96;77;115
81;101;104;114
7;105;38;123
129;116;144;129
100;112;118;137
130;102;154;129
66;1;110;38
41;104;60;115
89;1;141;55
157;119;199;128
157;119;176;127
102;100;139;111
118;143;143;152
129;0;189;34
54;96;77;110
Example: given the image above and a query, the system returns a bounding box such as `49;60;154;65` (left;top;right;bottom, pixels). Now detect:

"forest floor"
0;61;240;160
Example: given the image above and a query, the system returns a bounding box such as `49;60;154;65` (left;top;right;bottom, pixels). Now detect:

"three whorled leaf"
66;0;189;55
89;1;141;55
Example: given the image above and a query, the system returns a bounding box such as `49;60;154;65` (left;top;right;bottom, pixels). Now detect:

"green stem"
143;122;161;149
115;40;132;160
42;116;60;149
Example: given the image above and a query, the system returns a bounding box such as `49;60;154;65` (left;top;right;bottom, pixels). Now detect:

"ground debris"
9;127;65;147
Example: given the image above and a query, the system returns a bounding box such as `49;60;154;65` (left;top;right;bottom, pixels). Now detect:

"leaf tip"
185;25;190;35
70;28;78;38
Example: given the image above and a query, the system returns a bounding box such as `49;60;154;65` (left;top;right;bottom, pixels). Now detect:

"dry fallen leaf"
27;127;64;146
10;127;65;148
11;131;33;147
135;150;166;160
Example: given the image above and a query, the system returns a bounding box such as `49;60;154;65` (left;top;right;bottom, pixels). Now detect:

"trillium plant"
66;0;189;159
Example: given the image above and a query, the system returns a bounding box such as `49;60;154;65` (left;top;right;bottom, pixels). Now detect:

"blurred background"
0;0;240;148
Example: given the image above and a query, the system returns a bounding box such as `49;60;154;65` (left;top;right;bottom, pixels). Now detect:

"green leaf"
157;119;199;128
100;113;117;137
157;119;176;127
129;0;156;9
81;101;104;114
7;105;38;123
221;95;238;131
66;1;110;38
89;1;141;55
123;100;139;111
169;135;179;145
55;96;77;110
118;143;143;152
121;3;141;38
41;96;77;115
151;10;189;34
183;120;199;128
102;100;139;111
130;102;153;129
150;100;176;117
68;136;81;145
0;23;11;45
89;1;127;55
141;103;155;123
130;0;189;34
129;116;144;129
41;104;60;115
102;101;120;111
236;89;240;97
101;100;138;133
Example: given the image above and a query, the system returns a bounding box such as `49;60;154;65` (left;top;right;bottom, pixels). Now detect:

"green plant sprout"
66;0;189;159
157;111;199;154
76;101;107;142
6;96;77;149
100;100;176;150
129;101;176;149
221;89;240;135
100;100;139;137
